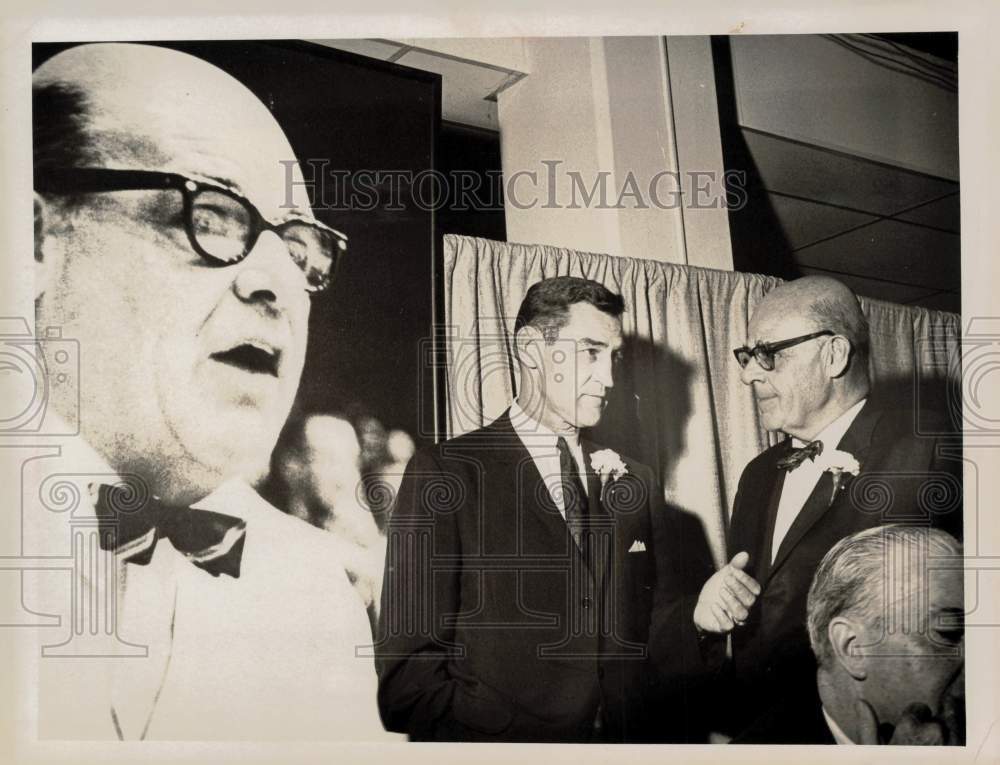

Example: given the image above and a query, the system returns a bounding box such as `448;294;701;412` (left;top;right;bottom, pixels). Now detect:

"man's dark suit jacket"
724;398;963;735
375;411;671;742
731;683;836;744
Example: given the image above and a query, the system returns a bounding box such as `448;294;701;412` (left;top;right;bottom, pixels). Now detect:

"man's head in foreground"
734;275;871;441
513;276;625;435
33;43;344;503
807;525;964;744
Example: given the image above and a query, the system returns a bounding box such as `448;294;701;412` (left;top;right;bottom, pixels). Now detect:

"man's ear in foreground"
828;616;867;681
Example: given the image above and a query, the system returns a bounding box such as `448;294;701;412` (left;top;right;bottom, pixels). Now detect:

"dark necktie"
775;439;824;472
94;483;246;578
556;436;588;551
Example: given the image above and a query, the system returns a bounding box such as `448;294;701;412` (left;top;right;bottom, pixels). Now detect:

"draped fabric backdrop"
441;234;961;564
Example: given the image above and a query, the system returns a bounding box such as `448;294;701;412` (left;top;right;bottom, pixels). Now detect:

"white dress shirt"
23;418;393;741
509;400;588;519
822;706;855;745
771;398;867;562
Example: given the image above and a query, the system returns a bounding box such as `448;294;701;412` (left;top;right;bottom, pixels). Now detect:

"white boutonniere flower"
814;449;861;503
590;449;628;502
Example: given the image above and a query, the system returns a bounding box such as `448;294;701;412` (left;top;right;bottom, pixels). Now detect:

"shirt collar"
793;397;867;450
191;476;278;523
822;706;855;745
509;399;580;449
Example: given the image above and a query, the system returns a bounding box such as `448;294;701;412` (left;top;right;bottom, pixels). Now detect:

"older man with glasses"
27;42;389;740
689;275;962;740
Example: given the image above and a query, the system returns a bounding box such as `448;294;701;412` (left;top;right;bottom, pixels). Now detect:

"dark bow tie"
776;439;824;472
94;483;246;578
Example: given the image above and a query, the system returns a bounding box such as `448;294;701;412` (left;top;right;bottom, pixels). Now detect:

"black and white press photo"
2;13;994;760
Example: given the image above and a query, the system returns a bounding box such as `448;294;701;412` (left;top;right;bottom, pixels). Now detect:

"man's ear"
829;616;867;680
514;325;543;370
825;335;853;379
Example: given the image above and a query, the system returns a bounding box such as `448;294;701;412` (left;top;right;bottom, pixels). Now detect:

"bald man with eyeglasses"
27;43;392;740
690;275;962;740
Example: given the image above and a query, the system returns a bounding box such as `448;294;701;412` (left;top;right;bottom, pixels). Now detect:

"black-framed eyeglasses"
34;167;347;293
732;330;834;371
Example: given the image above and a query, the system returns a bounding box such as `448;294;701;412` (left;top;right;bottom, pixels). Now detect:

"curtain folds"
441;234;961;563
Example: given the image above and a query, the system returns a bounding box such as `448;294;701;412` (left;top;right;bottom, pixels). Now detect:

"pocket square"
628;540;646;553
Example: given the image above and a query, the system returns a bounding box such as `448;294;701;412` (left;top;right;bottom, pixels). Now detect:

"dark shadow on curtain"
869;372;963;542
592;335;694;489
591;337;715;562
592;334;718;743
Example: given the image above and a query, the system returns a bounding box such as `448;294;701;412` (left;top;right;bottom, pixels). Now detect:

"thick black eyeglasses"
732;330;834;371
34;167;347;293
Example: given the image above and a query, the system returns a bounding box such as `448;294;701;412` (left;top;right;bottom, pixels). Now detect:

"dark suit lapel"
757;457;788;585
733;445;789;586
769;400;880;578
835;399;881;469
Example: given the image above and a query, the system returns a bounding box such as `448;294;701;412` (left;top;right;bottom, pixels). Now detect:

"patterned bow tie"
776;439;824;472
94;483;246;578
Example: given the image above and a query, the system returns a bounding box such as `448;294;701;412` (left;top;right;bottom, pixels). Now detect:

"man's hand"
856;699;950;745
693;551;761;634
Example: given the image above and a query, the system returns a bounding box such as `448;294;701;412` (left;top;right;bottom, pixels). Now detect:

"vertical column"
497;36;735;270
602;36;687;266
664;36;735;271
497;37;622;257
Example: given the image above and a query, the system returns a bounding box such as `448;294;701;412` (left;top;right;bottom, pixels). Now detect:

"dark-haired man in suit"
692;275;962;738
377;276;669;742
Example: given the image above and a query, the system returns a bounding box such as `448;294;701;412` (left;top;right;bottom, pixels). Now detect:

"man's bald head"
34;43;311;213
741;276;871;439
33;43;317;503
754;276;870;375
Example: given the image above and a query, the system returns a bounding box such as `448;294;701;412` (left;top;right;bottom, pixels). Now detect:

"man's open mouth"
210;341;281;377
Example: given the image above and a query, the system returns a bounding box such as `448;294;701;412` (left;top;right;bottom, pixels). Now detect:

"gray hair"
806;525;961;669
807;293;871;375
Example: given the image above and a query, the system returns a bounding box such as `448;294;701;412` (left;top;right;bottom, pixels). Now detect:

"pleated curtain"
441;234;961;563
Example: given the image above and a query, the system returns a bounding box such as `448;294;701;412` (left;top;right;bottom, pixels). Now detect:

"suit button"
582;597;593;608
